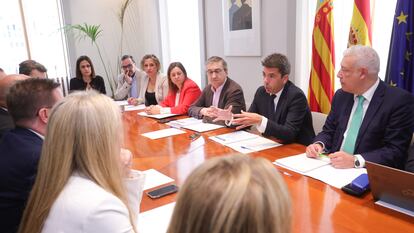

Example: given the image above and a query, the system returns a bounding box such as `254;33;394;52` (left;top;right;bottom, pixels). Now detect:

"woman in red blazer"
145;62;201;115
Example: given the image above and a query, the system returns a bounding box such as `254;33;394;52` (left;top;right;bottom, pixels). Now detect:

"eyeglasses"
122;64;133;69
206;69;223;75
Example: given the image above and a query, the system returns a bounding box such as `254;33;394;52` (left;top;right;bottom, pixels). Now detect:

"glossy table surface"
123;110;414;233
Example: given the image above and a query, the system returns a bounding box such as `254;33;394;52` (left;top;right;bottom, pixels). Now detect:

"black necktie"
270;94;277;114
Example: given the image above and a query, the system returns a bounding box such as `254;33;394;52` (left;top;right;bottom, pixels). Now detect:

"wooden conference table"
123;110;413;233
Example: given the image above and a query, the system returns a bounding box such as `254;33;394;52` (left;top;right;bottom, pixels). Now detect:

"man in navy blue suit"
0;78;62;233
306;45;414;169
218;53;315;145
0;75;28;139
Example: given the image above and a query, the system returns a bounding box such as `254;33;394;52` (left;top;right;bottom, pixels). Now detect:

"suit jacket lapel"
335;93;354;151
355;81;385;150
274;82;290;122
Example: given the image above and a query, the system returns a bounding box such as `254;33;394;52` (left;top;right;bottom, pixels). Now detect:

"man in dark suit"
405;144;414;173
232;0;252;31
188;56;246;125
228;53;314;145
306;45;414;169
0;78;62;233
0;74;28;139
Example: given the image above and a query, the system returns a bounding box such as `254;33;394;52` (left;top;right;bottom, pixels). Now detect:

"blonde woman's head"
167;155;291;233
18;91;135;233
43;91;123;181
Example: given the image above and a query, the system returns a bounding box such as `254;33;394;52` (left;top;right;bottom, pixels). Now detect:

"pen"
318;153;329;158
215;136;226;141
240;145;253;150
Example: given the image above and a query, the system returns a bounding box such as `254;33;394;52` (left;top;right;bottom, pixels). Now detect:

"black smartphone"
157;118;176;124
146;184;178;199
341;174;370;197
341;183;369;197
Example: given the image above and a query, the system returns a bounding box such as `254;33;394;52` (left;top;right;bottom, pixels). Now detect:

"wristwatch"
354;156;360;168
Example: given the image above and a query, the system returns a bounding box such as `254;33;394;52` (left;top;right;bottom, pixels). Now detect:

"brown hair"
7;78;60;123
75;55;96;79
261;53;291;77
167;62;188;93
140;54;161;72
18;60;47;76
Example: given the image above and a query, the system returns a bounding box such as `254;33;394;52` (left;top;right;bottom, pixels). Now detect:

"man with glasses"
230;53;314;145
114;55;142;100
188;56;246;125
0;78;62;233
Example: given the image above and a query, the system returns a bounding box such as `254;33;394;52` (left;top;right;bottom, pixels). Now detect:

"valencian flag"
385;0;414;94
348;0;372;46
308;0;335;114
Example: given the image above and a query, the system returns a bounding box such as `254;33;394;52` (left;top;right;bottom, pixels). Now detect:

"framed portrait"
222;0;261;56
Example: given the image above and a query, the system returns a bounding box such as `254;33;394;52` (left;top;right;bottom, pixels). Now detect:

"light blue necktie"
130;75;138;98
342;95;365;154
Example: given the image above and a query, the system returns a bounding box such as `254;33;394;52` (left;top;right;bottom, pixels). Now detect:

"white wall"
62;0;297;102
204;0;296;106
61;0;162;96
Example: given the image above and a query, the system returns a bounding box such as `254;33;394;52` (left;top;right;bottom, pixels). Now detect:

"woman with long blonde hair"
18;91;145;233
167;155;292;233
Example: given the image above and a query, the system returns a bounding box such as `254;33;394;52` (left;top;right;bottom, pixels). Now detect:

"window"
0;0;69;78
158;0;205;88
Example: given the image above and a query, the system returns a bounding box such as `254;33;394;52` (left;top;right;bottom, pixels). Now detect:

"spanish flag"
348;0;372;46
308;0;335;114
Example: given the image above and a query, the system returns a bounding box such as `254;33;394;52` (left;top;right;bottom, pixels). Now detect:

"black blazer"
249;81;315;145
0;127;43;233
0;108;14;140
314;80;414;169
69;75;106;94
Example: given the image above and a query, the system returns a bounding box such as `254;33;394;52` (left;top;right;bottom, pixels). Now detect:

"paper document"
274;153;330;174
166;117;201;128
166;117;224;132
142;169;174;190
210;131;258;145
138;111;178;119
138;202;175;233
274;153;367;189
210;131;281;154
183;122;224;132
115;100;128;106
124;104;145;111
141;128;186;139
226;136;282;154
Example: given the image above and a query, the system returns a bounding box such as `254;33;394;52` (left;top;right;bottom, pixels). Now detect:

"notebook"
274;153;367;189
366;161;414;217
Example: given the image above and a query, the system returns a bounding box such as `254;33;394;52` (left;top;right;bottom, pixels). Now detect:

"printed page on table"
209;130;258;145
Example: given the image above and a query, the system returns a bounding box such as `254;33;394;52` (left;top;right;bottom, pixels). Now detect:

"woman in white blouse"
18;91;145;233
127;54;169;106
